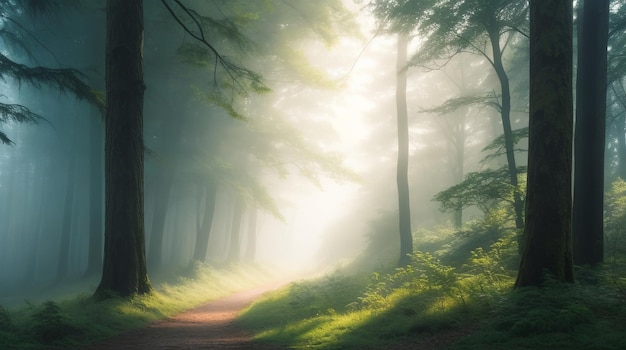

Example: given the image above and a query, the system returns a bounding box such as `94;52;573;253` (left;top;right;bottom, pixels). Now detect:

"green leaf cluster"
356;251;457;310
433;165;526;215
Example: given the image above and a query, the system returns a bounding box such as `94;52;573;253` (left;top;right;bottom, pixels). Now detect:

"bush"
30;301;80;344
0;305;12;330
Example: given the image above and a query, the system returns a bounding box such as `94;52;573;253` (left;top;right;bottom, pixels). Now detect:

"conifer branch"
160;0;267;93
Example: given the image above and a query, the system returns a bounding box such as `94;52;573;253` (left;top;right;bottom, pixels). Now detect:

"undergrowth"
238;227;626;349
0;263;276;349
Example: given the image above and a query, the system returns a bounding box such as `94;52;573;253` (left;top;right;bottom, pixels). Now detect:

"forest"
0;0;625;349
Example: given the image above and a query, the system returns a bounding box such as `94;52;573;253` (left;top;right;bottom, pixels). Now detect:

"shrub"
0;305;12;330
30;301;80;344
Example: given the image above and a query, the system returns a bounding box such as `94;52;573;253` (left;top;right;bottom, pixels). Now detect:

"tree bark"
396;32;413;267
95;0;151;297
515;0;574;287
572;0;609;266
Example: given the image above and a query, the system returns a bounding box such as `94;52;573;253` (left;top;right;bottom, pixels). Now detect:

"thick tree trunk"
192;181;217;263
488;28;524;230
572;0;609;266
515;0;574;287
95;0;151;297
396;32;413;267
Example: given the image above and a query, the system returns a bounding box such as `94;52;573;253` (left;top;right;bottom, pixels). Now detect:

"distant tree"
572;0;609;266
370;0;529;230
396;32;413;267
192;180;217;263
226;196;244;263
515;0;574;287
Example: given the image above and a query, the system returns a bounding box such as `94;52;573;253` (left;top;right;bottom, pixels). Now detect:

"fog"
0;0;532;303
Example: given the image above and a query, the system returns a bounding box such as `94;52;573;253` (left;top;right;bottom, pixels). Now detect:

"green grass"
0;263;278;349
237;265;626;349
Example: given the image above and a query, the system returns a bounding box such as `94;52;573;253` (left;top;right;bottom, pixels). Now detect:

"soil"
84;281;290;350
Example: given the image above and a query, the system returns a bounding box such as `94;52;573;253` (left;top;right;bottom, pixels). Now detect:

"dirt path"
86;280;290;350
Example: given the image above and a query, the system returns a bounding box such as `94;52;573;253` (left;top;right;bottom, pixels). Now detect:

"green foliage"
0;1;103;145
481;127;529;163
604;178;626;262
434;166;526;216
2;264;276;349
464;233;517;292
0;305;12;330
354;252;457;310
29;301;80;344
421;93;502;116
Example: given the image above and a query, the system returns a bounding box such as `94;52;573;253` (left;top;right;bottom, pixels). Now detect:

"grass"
0;262;279;349
237;264;626;349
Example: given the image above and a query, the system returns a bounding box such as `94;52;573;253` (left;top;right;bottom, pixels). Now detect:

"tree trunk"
515;0;574;287
572;0;609;266
147;171;173;269
95;0;151;297
453;114;465;229
56;146;77;282
192;181;217;263
85;112;104;277
488;27;524;230
245;207;257;262
227;197;244;263
396;32;413;267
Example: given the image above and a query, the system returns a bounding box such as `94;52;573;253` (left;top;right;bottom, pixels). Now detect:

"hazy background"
0;0;531;301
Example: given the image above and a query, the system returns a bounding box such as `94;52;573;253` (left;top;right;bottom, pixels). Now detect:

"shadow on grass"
237;276;482;349
238;272;626;350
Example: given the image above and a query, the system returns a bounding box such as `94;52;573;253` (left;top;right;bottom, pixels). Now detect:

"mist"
0;0;620;315
0;0;528;300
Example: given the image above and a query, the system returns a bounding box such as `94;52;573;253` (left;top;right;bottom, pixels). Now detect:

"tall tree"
572;0;609;266
396;32;413;266
95;0;151;297
515;0;574;287
372;0;529;230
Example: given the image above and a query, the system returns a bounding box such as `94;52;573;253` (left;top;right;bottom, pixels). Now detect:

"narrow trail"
85;280;291;350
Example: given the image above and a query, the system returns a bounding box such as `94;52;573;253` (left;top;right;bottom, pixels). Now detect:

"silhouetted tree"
572;0;609;266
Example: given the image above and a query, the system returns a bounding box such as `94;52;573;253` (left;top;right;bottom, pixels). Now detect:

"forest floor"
84;280;291;350
80;277;472;350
